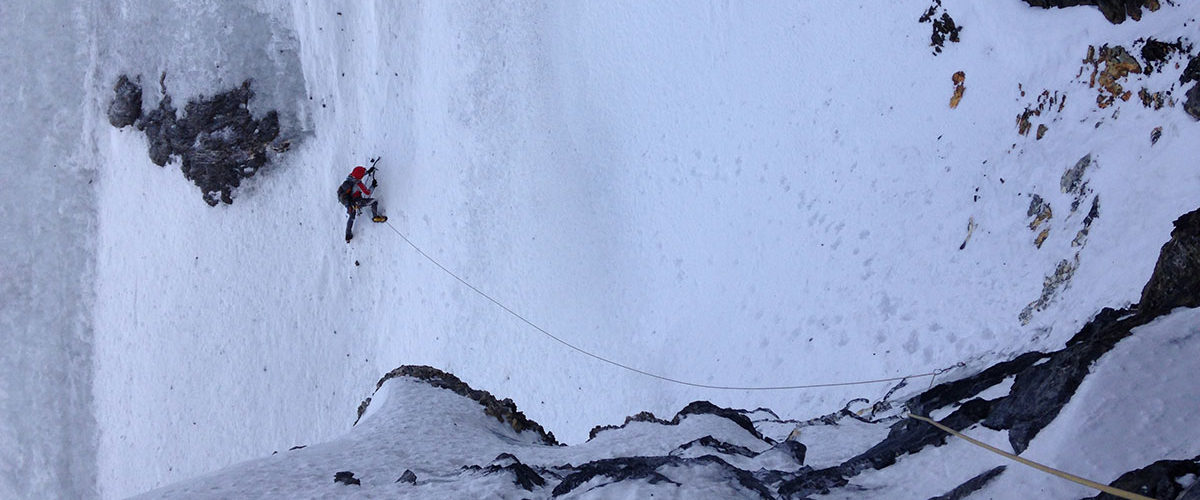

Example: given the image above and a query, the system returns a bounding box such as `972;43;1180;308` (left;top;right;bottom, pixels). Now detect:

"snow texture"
2;0;1199;498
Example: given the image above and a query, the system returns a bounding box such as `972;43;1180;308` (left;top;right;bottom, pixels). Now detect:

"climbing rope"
383;220;953;391
908;414;1155;500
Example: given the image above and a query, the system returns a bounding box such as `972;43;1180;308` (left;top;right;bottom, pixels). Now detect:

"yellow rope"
908;414;1154;500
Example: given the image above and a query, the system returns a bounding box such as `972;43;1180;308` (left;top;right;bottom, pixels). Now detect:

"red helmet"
350;166;367;179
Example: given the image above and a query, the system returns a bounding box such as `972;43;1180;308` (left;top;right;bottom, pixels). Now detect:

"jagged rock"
1083;455;1200;500
1020;258;1079;325
112;75;282;206
1021;0;1159;24
588;411;671;440
762;440;807;466
333;471;360;486
552;457;679;496
674;401;766;441
1138;207;1200;314
359;365;559;445
463;453;545;492
841;397;994;473
776;466;850;498
673;435;758;458
1072;196;1100;247
1139;38;1186;74
984;307;1136;453
137;93;180;167
396;469;417;484
107;75;142;128
552;455;773;499
929;466;1006;500
919;1;963;55
905;351;1047;417
1062;154;1092;194
589;401;767;443
1185;83;1200;120
1028;194;1053;231
1180;54;1200;84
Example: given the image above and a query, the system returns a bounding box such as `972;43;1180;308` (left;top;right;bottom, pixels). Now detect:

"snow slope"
94;0;1200;496
2;0;1196;497
129;306;1200;499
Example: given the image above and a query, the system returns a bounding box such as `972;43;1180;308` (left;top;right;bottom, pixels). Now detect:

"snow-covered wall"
4;0;1199;498
0;2;98;498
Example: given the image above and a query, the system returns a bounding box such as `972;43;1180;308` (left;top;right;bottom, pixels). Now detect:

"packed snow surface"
131;308;1200;499
1;0;1197;498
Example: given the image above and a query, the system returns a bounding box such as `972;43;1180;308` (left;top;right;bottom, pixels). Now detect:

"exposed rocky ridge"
356;365;560;446
587;410;672;440
930;466;1008;500
1084;455;1200;500
585;400;768;443
773;205;1200;496
107;74;286;206
1139;207;1200;315
460;453;548;492
1022;0;1162;24
551;455;777;499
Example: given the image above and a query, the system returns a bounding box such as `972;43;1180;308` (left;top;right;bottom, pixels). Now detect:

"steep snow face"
77;0;1200;498
0;2;98;499
131;305;1200;499
89;2;315;498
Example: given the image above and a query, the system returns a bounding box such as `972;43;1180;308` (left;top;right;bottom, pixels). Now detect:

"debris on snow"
919;1;963;55
950;71;966;109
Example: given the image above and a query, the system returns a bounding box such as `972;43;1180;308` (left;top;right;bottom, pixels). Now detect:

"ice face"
92;0;308;137
0;2;98;499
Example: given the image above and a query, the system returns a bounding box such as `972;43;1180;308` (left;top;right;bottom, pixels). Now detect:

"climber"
338;163;387;242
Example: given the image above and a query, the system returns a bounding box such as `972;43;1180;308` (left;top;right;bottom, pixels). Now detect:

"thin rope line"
384;220;944;390
909;414;1155;500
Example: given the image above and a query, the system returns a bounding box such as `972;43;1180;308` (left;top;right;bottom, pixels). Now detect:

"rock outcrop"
1021;0;1161;24
930;466;1007;500
1185;83;1200;120
1084;455;1200;500
108;75;285;206
461;454;546;492
106;75;142;128
1138;208;1200;315
357;365;560;446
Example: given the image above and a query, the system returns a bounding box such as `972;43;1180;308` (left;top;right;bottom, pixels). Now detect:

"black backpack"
337;178;356;207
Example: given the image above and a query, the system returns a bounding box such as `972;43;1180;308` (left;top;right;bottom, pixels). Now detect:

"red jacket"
349;166;372;198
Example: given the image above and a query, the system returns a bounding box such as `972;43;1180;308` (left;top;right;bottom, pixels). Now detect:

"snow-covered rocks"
1138;207;1200;315
106;75;142;128
357;365;559;445
1185;83;1200;120
108;76;284;206
1022;0;1162;24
